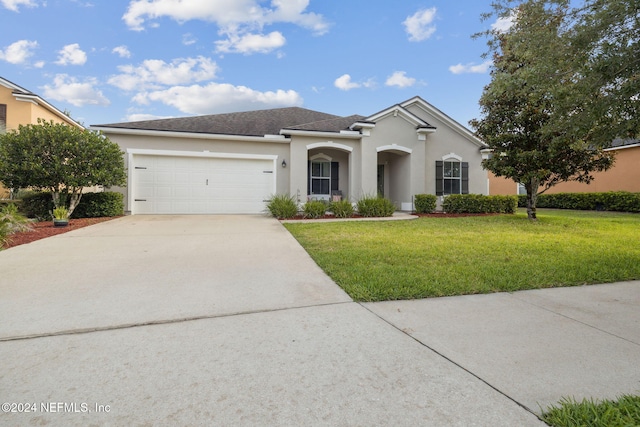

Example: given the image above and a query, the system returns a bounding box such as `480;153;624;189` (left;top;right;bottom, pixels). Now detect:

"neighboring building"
488;139;640;195
0;76;84;198
93;96;491;215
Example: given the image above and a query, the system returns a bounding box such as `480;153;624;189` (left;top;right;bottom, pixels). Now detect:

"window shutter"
307;161;311;194
0;104;6;132
331;162;339;192
435;161;443;196
461;162;469;194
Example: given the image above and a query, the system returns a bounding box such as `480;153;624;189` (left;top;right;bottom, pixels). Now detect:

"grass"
542;394;640;427
284;209;640;301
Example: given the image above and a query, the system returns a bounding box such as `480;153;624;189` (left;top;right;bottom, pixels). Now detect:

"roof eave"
91;126;292;143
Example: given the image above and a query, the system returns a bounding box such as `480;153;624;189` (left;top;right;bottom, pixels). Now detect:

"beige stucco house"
93;96;490;215
0;77;84;198
489;139;640;195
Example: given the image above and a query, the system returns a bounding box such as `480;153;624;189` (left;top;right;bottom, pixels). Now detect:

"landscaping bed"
3;217;119;249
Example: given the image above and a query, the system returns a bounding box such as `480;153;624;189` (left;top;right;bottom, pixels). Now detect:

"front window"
310;161;330;195
443;160;461;194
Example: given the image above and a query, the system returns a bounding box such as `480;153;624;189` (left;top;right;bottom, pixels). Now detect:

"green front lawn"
284;209;640;301
542;394;640;427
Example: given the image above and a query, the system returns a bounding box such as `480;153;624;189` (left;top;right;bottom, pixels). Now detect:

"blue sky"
0;0;508;128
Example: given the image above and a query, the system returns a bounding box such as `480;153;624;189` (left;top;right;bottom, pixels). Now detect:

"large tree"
472;0;637;219
0;119;126;217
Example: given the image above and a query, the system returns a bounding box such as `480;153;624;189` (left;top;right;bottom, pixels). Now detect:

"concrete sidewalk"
1;216;638;426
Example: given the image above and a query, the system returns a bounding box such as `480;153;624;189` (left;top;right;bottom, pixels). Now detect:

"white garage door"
132;154;276;214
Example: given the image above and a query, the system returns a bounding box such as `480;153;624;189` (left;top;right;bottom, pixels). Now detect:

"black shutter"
0;104;6;131
307;161;311;195
331;162;339;192
435;161;443;196
461;162;469;194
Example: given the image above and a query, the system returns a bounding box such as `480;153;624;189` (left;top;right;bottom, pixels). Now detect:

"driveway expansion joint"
0;301;354;342
508;292;640;347
358;301;546;424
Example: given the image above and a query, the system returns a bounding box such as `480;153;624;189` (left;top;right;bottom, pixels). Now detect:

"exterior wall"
488;146;640;194
405;104;488;197
0;83;80;197
488;173;519;195
102;132;290;213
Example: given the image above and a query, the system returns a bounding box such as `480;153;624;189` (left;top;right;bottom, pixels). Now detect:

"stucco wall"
488;146;640;194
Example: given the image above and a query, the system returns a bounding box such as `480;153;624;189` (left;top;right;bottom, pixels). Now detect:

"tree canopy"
471;0;638;219
0;119;126;217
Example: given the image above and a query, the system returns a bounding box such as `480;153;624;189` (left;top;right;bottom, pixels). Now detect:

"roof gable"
400;96;485;147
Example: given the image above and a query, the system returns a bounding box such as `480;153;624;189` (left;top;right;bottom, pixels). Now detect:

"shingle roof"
94;107;347;137
611;138;639;148
282;115;366;132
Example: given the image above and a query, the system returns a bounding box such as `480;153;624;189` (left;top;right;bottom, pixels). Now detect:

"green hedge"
72;192;124;218
20;191;124;219
517;192;640;213
414;194;437;213
443;194;518;214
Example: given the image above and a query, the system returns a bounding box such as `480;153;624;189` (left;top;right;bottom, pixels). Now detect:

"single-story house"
489;139;640;195
92;96;491;215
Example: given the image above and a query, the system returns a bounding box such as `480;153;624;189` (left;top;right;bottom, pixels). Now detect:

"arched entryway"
377;145;412;207
306;142;353;201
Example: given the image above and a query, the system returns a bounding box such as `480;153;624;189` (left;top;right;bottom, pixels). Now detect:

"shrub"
72;192;124;218
20;192;53;220
0;203;32;248
330;199;354;218
356;196;396;217
414;194;437;213
303;200;327;219
266;194;298;219
443;194;517;214
517;191;640;213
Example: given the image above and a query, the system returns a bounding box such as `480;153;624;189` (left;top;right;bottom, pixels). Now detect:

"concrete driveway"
1;215;637;426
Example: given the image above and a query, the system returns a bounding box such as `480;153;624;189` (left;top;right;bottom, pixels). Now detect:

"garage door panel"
132;154;275;214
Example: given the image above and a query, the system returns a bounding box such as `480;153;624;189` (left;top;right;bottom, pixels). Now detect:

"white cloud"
385;71;416;88
403;7;437;42
1;0;37;12
112;45;131;58
491;12;515;33
122;0;329;34
449;60;492;75
132;82;303;115
108;56;219;91
335;74;372;91
182;33;197;46
0;39;38;64
215;31;286;54
42;74;110;107
125;112;174;121
55;43;87;66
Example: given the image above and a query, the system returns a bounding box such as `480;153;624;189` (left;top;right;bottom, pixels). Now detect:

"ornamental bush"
443;194;517;214
356;196;396;217
303;200;327;219
72;192;124;218
329;199;354;218
266;194;298;219
414;194;437;213
20;191;124;219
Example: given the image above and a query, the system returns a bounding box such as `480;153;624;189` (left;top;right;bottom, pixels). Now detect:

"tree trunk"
525;178;540;220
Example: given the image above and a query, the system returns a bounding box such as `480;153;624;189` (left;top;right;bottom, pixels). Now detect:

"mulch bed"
282;212;499;220
3;217;120;249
